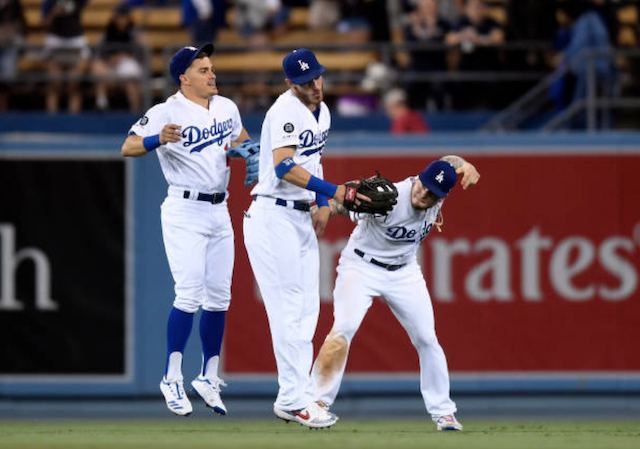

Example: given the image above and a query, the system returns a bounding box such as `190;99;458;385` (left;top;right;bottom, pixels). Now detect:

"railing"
4;40;639;131
483;48;640;132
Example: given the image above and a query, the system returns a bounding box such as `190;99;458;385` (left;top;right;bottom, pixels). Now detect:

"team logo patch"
284;123;294;133
139;116;149;126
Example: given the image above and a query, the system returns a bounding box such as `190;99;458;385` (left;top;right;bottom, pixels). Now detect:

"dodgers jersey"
129;91;243;193
345;177;444;265
250;89;331;202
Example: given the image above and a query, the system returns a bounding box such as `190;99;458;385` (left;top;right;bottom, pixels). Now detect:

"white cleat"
160;377;193;416
274;402;339;429
191;376;228;415
435;414;463;431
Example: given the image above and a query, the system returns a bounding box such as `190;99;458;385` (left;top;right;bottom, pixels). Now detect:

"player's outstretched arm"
273;148;370;207
441;155;480;190
121;124;182;158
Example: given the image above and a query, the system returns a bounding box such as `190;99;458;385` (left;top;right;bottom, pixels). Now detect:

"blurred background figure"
383;87;430;134
551;0;616;123
445;0;504;109
181;0;226;45
41;0;90;114
308;0;340;30
589;0;620;46
92;3;144;112
404;0;452;111
233;0;289;47
0;0;26;111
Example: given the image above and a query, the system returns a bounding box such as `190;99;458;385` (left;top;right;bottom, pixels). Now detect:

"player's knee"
411;332;438;349
173;296;200;314
327;329;351;347
202;297;230;312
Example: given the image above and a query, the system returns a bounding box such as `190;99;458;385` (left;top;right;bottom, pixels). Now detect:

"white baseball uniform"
311;177;457;417
129;91;243;313
243;89;330;411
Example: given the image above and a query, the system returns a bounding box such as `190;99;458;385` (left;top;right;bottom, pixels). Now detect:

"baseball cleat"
191;376;228;415
274;402;339;429
316;400;330;412
160;377;193;416
435;414;463;431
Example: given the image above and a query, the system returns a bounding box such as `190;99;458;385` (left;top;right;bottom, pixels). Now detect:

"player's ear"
179;72;189;86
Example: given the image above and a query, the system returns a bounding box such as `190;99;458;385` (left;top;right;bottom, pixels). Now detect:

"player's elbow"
121;137;141;157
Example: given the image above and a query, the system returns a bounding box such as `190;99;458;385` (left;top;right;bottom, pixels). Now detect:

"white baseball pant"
311;251;457;416
161;188;234;314
243;197;320;411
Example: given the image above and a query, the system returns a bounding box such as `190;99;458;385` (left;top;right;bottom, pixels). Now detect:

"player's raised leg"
159;199;210;416
192;210;234;415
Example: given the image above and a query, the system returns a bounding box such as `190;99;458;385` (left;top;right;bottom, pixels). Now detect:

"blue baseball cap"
282;48;326;85
418;160;457;198
169;43;214;86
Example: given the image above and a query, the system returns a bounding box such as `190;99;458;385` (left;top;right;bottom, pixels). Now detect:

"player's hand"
456;162;480;189
312;205;330;238
333;184;371;206
160;124;182;144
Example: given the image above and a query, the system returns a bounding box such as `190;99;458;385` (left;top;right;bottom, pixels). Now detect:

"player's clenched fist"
160;124;182;144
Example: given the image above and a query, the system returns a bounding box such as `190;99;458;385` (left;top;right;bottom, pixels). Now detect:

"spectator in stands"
445;0;504;70
41;0;90;114
404;0;463;26
309;0;340;30
181;0;227;45
589;0;620;46
445;0;504;108
383;87;430;134
434;0;463;25
92;3;144;112
0;0;27;111
552;0;616;119
404;0;451;110
233;0;289;47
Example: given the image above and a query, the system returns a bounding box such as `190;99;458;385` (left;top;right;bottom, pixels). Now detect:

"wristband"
316;193;329;208
143;134;161;152
275;157;296;179
307;175;338;199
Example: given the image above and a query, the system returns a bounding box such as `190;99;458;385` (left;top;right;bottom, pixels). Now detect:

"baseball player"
242;48;369;429
121;43;258;417
310;156;480;431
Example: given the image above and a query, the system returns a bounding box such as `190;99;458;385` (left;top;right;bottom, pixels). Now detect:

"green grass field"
1;420;639;449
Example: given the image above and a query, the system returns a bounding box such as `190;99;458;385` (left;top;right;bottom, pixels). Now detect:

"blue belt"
354;249;405;272
254;196;310;212
183;190;226;204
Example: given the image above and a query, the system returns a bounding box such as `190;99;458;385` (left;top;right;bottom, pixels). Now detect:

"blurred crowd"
0;0;637;122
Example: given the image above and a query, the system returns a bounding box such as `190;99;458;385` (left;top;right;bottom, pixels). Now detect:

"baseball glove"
227;140;260;185
343;174;398;215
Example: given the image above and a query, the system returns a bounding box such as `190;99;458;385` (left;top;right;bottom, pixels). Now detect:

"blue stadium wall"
1;121;639;397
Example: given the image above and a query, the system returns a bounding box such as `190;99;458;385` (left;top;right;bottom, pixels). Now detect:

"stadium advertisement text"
225;154;640;374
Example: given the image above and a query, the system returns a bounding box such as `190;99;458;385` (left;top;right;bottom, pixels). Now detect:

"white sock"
165;352;183;382
202;355;220;379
